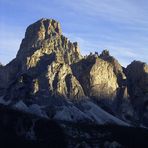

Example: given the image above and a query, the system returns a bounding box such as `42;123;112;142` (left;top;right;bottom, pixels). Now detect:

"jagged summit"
17;18;62;57
25;18;62;38
100;49;110;57
25;18;62;39
16;19;81;68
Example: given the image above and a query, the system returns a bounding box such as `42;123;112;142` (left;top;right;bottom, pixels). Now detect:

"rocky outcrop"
99;50;128;100
71;50;128;101
100;50;126;87
4;58;85;104
126;61;148;99
90;57;118;99
45;61;85;100
125;61;148;125
72;54;119;100
16;18;81;72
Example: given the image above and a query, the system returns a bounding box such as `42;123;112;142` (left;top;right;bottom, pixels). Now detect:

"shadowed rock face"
126;61;148;99
0;59;21;89
125;61;148;124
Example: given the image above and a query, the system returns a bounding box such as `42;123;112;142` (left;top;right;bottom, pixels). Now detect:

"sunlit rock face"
72;54;119;100
99;50;128;99
90;57;118;99
100;50;126;86
16;18;82;71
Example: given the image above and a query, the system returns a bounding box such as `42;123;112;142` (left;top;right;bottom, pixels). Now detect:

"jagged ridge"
0;18;148;127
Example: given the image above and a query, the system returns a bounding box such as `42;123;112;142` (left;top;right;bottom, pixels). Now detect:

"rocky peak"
126;60;148;98
16;19;82;69
17;19;62;58
24;18;62;41
27;18;61;38
72;55;119;99
100;49;126;86
100;49;110;57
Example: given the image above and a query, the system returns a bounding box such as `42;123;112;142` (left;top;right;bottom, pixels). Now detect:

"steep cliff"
72;54;119;100
17;18;81;70
126;61;148;125
1;19;84;102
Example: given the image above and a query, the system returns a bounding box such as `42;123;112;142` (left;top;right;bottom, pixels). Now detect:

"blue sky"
1;0;148;66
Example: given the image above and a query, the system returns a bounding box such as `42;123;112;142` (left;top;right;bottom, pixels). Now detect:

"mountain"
0;18;148;147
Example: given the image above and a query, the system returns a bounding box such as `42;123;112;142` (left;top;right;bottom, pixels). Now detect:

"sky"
0;0;148;67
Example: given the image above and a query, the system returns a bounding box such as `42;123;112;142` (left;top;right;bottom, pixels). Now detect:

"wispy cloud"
65;32;148;67
61;0;148;26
